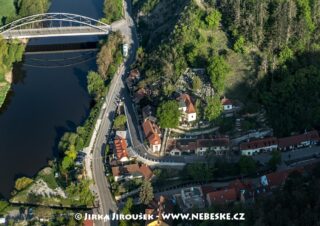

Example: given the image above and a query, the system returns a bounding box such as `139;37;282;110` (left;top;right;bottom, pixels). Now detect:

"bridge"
0;13;112;39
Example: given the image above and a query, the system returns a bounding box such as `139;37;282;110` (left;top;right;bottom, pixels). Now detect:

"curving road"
91;0;139;225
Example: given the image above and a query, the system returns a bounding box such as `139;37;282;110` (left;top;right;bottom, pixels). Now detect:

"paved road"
91;1;138;226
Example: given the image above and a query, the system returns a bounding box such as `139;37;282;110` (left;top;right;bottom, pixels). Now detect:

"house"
143;119;162;152
114;136;129;162
142;105;157;122
177;94;197;122
221;97;233;111
126;69;141;89
178;186;205;211
206;188;237;206
195;137;230;156
278;130;320;151
260;168;304;189
145;195;173;226
240;137;278;156
134;88;150;103
168;137;230;156
111;163;153;182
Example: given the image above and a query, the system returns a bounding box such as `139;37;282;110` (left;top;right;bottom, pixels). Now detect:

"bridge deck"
1;26;110;39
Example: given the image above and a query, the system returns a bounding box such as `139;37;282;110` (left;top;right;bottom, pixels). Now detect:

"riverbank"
0;70;12;108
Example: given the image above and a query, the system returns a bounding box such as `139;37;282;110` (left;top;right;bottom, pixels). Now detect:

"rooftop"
143;119;161;145
240;137;278;150
278;130;320;148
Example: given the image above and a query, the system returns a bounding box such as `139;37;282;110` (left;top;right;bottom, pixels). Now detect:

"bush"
15;177;33;191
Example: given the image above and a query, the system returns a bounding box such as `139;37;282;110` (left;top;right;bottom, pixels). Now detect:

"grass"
0;0;16;22
0;82;10;108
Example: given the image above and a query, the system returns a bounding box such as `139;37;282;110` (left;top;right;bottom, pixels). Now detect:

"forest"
133;0;320;135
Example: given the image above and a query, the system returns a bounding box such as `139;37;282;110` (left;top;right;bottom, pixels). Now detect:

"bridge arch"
0;13;111;38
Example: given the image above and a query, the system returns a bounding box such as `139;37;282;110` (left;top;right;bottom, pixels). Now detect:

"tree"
233;36;246;53
192;76;202;91
120;198;133;226
157;100;180;128
114;115;127;129
268;150;282;171
205;9;222;29
61;156;74;172
139;180;154;205
15;177;33;191
186;163;213;181
207;56;230;94
239;156;257;175
87;71;105;99
204;96;222;121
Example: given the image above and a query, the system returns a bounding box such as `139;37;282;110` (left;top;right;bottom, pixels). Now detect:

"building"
278;130;320;151
126;69;141;89
206;188;237;206
221;97;233;111
176;186;205;211
240;137;278;156
168;137;230;156
145;195;173;226
111;163;153;182
260;168;304;190
142;105;157;122
114;135;129;162
177;94;197;123
195;137;230;156
143;119;162;152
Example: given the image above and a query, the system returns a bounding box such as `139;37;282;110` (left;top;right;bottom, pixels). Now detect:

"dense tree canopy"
157;100;180;128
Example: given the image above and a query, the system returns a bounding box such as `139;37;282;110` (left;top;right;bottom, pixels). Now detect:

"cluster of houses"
240;130;320;156
142;164;315;226
167;136;230;156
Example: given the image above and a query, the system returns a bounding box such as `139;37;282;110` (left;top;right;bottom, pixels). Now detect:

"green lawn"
0;0;16;23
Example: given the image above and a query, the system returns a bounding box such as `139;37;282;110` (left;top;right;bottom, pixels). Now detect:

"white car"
123;43;129;57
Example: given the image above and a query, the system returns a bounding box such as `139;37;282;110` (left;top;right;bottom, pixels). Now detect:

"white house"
177;94;197;122
240;137;278;156
221;97;233;111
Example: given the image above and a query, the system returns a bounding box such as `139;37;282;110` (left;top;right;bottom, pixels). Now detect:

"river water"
0;0;104;198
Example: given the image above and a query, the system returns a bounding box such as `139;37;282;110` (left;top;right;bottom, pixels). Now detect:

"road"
91;1;139;226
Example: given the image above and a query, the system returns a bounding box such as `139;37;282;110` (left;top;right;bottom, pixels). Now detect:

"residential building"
278;130;320;151
176;186;205;211
168;137;230;156
240;137;278;156
221;97;233;111
142;105;157;122
111;163;153;182
143;119;162;152
195;137;230;156
114;135;129;162
126;69;141;89
177;94;197;122
206;188;237;206
145;195;173;226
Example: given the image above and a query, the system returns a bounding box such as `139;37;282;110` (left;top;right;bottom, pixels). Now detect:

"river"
0;0;104;198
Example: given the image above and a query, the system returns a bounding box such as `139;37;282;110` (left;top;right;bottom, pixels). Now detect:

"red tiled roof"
228;179;251;194
221;97;232;105
278;130;320;148
112;164;153;180
178;94;196;114
143;119;161;145
265;168;304;188
207;188;237;205
240;137;278;150
114;136;128;161
83;220;94;226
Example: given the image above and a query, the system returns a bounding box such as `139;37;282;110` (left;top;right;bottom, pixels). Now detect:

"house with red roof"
221;97;233;111
114;135;129;162
206;188;237;206
240;137;278;156
278;130;320;151
177;94;197;123
143;119;162;152
111;163;153;182
260;168;304;189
